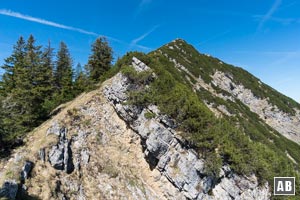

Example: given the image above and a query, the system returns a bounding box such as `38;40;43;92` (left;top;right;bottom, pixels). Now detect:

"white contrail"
257;0;282;31
0;9;98;36
0;9;153;50
130;25;159;50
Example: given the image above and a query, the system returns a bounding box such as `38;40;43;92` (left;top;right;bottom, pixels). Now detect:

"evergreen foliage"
120;45;300;196
53;42;74;104
1;36;300;197
158;39;300;115
0;35;43;141
73;63;89;95
39;42;55;113
1;36;26;94
86;37;113;82
0;35;115;150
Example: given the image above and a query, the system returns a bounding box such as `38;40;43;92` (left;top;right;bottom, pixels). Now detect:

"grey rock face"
63;140;74;174
73;148;90;171
59;127;67;141
132;56;150;72
49;144;65;170
0;180;18;200
46;121;61;136
21;161;33;181
48;126;74;173
103;57;271;200
212;174;269;200
145;120;173;159
212;70;300;142
159;115;177;129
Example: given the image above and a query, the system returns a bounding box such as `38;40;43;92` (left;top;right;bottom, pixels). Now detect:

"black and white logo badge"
274;177;295;195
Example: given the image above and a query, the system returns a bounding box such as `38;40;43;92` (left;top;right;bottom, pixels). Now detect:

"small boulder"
21;161;34;181
49;144;64;170
0;180;18;200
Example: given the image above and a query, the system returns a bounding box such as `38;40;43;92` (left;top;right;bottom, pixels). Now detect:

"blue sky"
0;0;299;102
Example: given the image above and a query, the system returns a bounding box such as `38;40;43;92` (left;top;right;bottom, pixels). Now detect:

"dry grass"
0;77;181;199
0;87;103;190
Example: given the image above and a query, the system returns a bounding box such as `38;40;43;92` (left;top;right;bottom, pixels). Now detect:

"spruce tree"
40;41;54;94
34;41;55;116
0;95;6;148
1;36;26;94
0;35;42;141
54;42;73;103
15;35;42;130
0;36;27;139
39;42;56;113
74;63;88;95
86;37;112;82
0;36;77;149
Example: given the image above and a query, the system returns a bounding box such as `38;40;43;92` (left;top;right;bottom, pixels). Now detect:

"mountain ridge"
158;38;300;112
1;39;299;199
153;38;300;141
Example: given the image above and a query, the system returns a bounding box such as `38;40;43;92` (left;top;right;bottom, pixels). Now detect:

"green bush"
121;65;153;85
144;111;156;119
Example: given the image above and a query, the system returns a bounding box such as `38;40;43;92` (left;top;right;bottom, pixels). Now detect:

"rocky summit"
0;39;300;199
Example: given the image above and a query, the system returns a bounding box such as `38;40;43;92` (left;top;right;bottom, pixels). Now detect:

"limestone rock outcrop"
211;71;300;142
0;56;273;200
104;57;271;200
48;126;74;173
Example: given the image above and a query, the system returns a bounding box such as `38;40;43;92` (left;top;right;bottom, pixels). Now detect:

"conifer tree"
54;42;73;103
0;36;27;143
40;41;54;93
86;37;112;82
0;35;42;140
0;36;26;138
16;35;43;129
74;63;88;95
1;36;26;94
0;95;6;148
0;36;78;149
35;41;55;116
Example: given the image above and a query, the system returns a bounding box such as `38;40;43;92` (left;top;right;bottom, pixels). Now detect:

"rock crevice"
48;126;74;174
